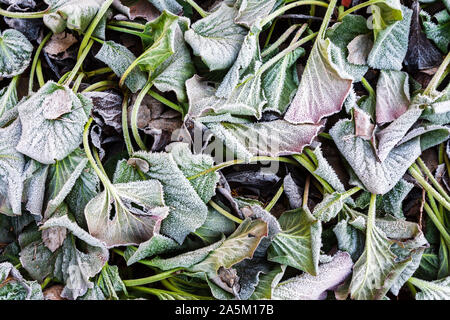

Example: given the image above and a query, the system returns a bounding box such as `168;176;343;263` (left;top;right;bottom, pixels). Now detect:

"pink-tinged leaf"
284;39;353;124
354;107;374;140
207;119;324;161
376;70;410;124
273;251;353;300
347;34;373;65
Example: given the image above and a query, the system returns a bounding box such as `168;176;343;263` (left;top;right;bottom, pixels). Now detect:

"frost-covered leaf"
44;148;88;218
0;262;43;300
404;1;443;70
194;207;237;245
148;0;183;15
267;208;321;275
43;0;102;34
206;120;323;161
16;81;92;164
20;214;108;300
347;34;373;65
133;150;209;244
413;276;450;300
375;70;410;124
367;6;413;70
0;29;33;78
98;264;127;300
249;264;285;300
273;251;353;300
184;3;247;71
85;180;169;248
381;179;413;219
0;77;18;125
124;233;180;265
313;190;356;222
95;41;147;93
262;47;304;114
333;219;365;261
234;0;277;28
312;146;346;192
284;38;353;124
330;119;421;194
422;9;450;53
0;120;24;216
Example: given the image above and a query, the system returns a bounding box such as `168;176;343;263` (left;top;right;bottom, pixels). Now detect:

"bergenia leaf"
124;233;180;266
267;208;322;275
184;3;248;71
249;264;286;300
422;9;450;53
0;29;33;78
367;5;413;71
284;38;353;124
148;0;183;15
206;120;324;161
412;277;450;300
85;180;169;248
194;207;237;245
234;0;277;28
16;81;93;164
0;120;25;216
375;70;411;124
133;150;209;244
0;77;19;124
95;40;147;93
0;262;43;300
272;251;353;300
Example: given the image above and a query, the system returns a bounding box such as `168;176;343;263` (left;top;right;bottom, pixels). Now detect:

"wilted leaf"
249;264;285;300
0;262;43;300
422;9;450;53
234;0;277;27
412;276;450;300
0;29;33;78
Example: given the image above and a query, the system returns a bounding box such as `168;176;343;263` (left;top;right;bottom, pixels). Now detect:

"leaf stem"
423;201;450;247
261;1;329;28
184;0;208;18
123;268;183;287
148;89;184;114
424;51;450;95
262;24;300;58
65;40;94;86
36;60;44;87
108;20;146;30
367;193;377;233
303;175;311;210
29;32;52;94
361;77;375;97
121;90;134;156
106;25;153;41
209;200;243;224
81;80;117;92
337;0;383;21
0;7;49;19
85;67;112;78
131;80;153;151
263;19;278;48
292;154;334;193
131;285;213;299
71;73;85;93
265;185;284;211
416;158;450;203
409;166;450;211
78;0;113;60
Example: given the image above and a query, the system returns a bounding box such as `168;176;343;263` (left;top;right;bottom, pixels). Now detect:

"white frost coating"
415;276;450;300
376;70;411;124
207;120;324;162
313;145;346;193
367;5;412;71
330;119;421;194
285;39;353;124
0;119;25;215
126;233;179;266
42;89;73;120
16;81;92;164
185;3;247;71
272;251;353;300
347;34;373;65
0;29;33;78
235;0;277;28
85;180;169;248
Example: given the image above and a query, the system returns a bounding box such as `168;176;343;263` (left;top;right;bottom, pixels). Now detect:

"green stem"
36;59;44;87
184;0;208;18
367;193;377;236
81;80;117;93
119;56;141;88
58;71;71;85
409;166;450;211
338;0;383;21
424;51;450;95
262;24;300;58
65;40;94;86
40;277;52;290
29;32;52;94
131;80;153;151
108;20;145;30
361;76;375;97
416;158;450;204
263;19;278;48
131;286;213;300
121;90;134;156
209;200;243;224
406;280;417;297
304;148;318;167
291;23;308;44
293;154;334;193
106;25;153;41
0;75;19;118
423;202;450;247
265;185;284;211
303;176;311;209
187;156;298;180
85;67;112;78
317;0;337;38
78;0;113;60
123;268;183;287
148;89;184;114
261;1;329;27
71;73;85;93
0;7;49;19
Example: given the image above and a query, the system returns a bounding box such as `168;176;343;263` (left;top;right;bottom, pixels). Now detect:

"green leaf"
16;81;93;164
249;264;285;300
148;0;183;15
330;119;421;194
44;148;89;218
234;0;277;28
43;0;102;33
312;145;346;192
98;264;127;300
206;120;324;161
412;276;450;300
85;180;169;248
422;9;450;53
261;47;304;114
375;70;410;124
380;179;413;219
267;208;321;275
272;251;353;300
333;219;365;261
167;142;219;203
367;5;413;70
124;233;180;266
0;29;33;78
112;159;142;184
133;150;209;244
0;120;25;216
95;40;147;93
184;3;248;71
313;190;354;222
0;77;18;125
20;213;109;300
284;38;353;124
194;207;237;245
0;262;44;300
